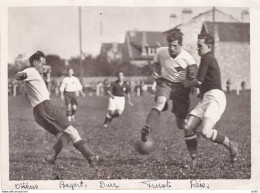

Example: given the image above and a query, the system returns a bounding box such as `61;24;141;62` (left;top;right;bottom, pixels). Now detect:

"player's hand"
128;101;133;106
181;79;191;88
152;72;160;80
110;95;115;99
81;93;86;98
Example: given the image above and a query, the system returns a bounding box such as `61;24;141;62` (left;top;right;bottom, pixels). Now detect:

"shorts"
64;91;78;106
33;100;71;136
155;78;190;119
189;89;226;124
108;96;125;111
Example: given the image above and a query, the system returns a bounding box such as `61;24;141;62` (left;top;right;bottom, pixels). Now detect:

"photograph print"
2;1;255;190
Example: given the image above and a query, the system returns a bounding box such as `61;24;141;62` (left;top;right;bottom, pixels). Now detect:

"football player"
15;51;99;166
182;33;238;168
139;29;198;156
103;72;133;127
60;68;85;122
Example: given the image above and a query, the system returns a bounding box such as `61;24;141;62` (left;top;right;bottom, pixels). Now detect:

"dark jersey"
110;80;129;97
196;52;222;96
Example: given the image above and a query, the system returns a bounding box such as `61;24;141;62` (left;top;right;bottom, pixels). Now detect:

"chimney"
181;8;192;24
241;9;249;23
214;24;219;42
112;42;118;52
169;13;177;28
141;31;147;56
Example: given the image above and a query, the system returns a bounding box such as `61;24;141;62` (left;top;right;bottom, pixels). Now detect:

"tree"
46;55;66;77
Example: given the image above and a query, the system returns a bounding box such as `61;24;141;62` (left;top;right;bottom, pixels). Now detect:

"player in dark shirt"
182;33;238;168
103;72;133;127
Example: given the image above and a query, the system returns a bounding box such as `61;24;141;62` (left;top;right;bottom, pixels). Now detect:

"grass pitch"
8;91;251;180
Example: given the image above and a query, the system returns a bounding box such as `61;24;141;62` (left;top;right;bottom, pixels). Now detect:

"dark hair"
29;51;45;67
198;33;214;46
166;29;183;45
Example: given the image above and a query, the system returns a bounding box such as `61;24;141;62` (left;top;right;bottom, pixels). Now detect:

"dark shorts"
33;100;71;136
64;91;78;106
155;78;190;119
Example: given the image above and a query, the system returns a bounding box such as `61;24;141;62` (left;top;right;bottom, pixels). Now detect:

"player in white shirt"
15;51;100;166
60;68;85;122
139;29;199;160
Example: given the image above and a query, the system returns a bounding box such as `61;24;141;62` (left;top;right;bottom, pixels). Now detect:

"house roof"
126;31;168;59
101;43;124;53
203;22;250;42
165;8;240;33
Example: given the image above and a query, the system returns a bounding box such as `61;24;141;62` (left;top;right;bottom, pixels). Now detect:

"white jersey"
22;67;50;107
60;76;83;92
153;47;196;82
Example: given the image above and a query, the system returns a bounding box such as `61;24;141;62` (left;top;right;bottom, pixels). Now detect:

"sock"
222;137;230;147
184;134;198;159
51;133;70;160
104;113;112;124
66;109;72;117
145;108;161;129
73;140;95;162
211;130;227;145
72;109;76;116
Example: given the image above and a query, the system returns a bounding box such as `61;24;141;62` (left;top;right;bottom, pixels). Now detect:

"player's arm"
107;90;114;99
15;72;27;80
59;79;66;100
76;78;85;98
182;58;208;88
150;51;161;79
126;85;133;106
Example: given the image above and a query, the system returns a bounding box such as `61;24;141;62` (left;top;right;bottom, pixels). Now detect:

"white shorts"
189;89;226;124
108;96;125;111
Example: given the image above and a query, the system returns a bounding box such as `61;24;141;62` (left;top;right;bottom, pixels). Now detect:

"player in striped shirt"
15;51;100;166
60;68;85;122
140;29;198;155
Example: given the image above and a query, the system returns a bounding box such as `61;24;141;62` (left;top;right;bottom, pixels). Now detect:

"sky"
8;6;248;63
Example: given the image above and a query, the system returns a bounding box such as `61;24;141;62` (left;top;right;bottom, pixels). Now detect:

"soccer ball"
135;138;155;155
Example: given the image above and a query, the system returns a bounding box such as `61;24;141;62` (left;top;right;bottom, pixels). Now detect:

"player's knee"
117;110;123;116
64;126;81;143
184;115;201;131
176;117;185;130
154;96;167;111
201;128;214;139
67;104;72;110
72;104;77;110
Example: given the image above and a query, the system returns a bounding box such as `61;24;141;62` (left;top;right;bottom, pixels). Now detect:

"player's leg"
71;95;78;122
171;84;201;167
64;126;99;166
104;97;117;127
33;101;70;163
45;132;70;163
199;91;238;163
184;115;201;167
141;82;171;142
66;104;72;122
64;92;72;122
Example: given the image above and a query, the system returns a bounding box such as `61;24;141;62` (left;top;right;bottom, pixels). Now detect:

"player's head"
29;51;46;73
117;72;124;81
197;33;214;56
68;68;74;77
166;29;183;58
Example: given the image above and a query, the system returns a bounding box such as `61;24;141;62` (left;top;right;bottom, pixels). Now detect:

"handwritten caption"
140;180;172;189
14;182;38;190
59;180;120;190
190;179;210;189
13;179;211;190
